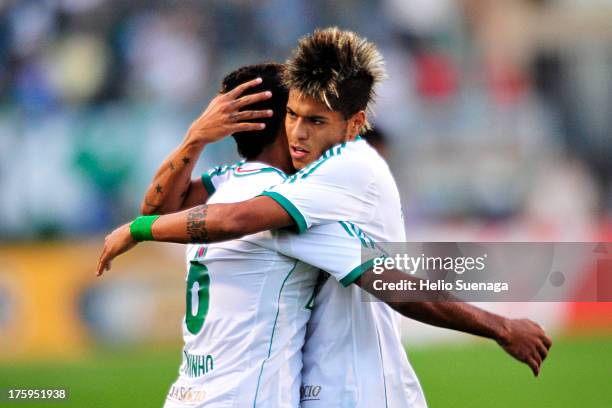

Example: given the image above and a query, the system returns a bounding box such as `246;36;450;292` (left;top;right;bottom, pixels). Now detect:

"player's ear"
348;111;366;139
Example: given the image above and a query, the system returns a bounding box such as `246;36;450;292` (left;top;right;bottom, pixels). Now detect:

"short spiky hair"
284;27;386;129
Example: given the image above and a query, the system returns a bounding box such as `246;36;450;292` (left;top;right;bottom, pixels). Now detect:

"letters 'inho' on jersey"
164;161;384;408
259;137;428;408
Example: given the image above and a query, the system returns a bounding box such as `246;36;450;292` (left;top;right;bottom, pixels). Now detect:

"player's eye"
286;108;297;118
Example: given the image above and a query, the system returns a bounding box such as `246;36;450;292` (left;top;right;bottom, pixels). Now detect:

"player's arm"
97;196;293;275
355;268;553;377
249;223;552;378
140;77;273;215
152;197;293;242
140;139;209;215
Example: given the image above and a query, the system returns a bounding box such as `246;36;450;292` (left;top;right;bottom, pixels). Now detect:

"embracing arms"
96;204;551;376
96;196;294;274
150;198;293;243
356;268;552;376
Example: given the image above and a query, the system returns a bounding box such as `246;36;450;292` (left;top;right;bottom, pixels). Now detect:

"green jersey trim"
338;221;377;249
284;140;349;183
339;221;355;238
340;256;385;287
259;191;308;234
253;260;299;407
201;173;216;195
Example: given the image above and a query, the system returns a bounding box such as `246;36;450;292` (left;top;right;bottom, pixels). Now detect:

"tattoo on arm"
169;162;175;171
186;205;209;243
155;184;163;193
182;157;191;165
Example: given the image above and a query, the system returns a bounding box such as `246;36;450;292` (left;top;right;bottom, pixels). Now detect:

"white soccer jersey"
164;161;320;408
261;137;428;408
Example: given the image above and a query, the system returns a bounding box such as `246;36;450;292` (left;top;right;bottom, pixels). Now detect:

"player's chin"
291;158;308;170
293;153;320;170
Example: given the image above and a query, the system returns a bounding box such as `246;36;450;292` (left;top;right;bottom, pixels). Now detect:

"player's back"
164;162;318;408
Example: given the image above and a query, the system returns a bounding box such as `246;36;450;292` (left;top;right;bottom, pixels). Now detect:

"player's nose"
292;120;309;141
295;126;309;141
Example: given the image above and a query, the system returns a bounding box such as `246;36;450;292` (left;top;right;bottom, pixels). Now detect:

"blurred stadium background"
0;0;611;406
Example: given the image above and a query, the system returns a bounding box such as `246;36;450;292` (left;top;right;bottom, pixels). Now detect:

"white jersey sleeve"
200;161;243;195
249;222;385;287
260;143;377;233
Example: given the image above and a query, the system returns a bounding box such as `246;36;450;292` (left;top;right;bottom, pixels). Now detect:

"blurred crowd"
0;0;611;239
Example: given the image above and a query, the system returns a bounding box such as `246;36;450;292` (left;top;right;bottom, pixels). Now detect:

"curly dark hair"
221;63;288;160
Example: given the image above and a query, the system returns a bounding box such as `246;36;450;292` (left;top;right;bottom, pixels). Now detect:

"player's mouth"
290;145;309;160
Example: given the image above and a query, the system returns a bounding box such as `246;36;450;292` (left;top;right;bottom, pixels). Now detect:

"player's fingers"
96;246;106;274
532;349;542;367
97;248;112;276
542;334;553;349
232;91;272;110
527;357;540;377
97;260;107;277
226;77;263;99
96;254;106;276
536;341;548;361
230;122;266;132
230;109;273;122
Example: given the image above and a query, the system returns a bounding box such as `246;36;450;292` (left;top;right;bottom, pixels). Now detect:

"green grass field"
0;335;610;407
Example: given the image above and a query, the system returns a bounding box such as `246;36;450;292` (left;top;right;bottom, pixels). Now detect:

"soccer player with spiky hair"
99;28;551;407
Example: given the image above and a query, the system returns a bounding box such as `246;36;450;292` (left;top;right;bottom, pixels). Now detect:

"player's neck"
252;134;295;175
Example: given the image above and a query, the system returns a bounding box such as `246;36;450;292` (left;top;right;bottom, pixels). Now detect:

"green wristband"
130;215;160;241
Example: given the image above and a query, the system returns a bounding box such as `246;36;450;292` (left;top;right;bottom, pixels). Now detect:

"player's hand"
96;223;137;277
186;77;273;145
496;318;552;377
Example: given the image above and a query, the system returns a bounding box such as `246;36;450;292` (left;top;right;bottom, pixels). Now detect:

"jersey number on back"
186;261;210;334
